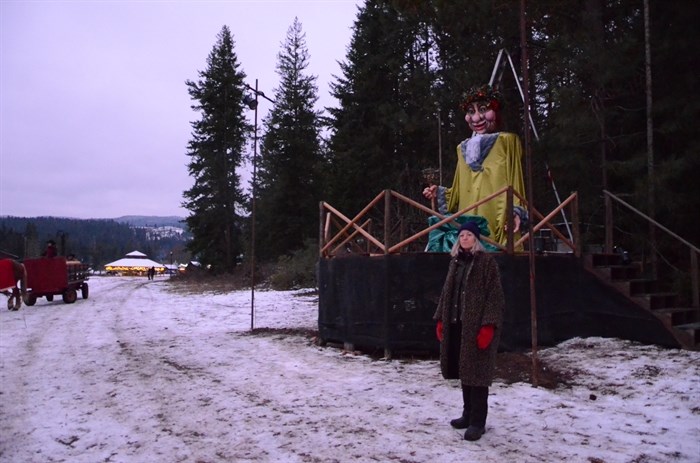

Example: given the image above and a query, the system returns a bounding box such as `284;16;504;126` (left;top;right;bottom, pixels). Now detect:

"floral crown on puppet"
459;84;503;113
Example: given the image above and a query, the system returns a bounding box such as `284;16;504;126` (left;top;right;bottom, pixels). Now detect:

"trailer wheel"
46;294;54;302
63;289;77;304
25;294;37;306
81;283;89;300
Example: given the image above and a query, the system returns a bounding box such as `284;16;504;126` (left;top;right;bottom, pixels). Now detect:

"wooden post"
506;187;514;255
691;250;699;308
319;202;325;257
520;0;539;388
572;193;581;258
605;193;613;254
384;190;391;254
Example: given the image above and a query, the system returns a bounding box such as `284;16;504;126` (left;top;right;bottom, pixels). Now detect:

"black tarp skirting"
317;253;680;354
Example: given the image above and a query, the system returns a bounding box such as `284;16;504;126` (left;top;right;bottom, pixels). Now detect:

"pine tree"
326;0;436;216
183;26;250;272
255;18;323;261
324;0;698;255
646;0;700;243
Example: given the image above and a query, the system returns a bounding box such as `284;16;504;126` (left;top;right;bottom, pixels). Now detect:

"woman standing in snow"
434;221;505;441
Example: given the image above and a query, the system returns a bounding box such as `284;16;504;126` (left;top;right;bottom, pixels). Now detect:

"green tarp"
426;215;498;252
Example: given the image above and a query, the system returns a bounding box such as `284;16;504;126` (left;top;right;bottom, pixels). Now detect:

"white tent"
104;251;165;276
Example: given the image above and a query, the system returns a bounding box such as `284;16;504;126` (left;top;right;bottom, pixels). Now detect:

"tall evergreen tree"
326;0;436;216
183;26;250;272
255;18;323;261
646;0;700;243
429;0;521;128
526;2;645;235
325;0;698;258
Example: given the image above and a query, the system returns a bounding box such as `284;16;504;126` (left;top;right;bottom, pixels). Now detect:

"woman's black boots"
451;384;488;441
449;384;471;429
464;386;488;441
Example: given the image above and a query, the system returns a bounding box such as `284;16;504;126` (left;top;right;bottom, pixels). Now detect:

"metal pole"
437;112;443;185
520;0;539;388
490;48;572;243
241;79;274;332
544;162;573;242
644;0;657;278
251;79;258;332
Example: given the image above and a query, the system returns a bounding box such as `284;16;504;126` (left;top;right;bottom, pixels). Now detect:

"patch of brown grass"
164;272;249;295
495;351;575;389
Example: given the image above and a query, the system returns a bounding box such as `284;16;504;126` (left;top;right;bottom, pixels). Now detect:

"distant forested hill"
115;215;185;228
0;216;190;267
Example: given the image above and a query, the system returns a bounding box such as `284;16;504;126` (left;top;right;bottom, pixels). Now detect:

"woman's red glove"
476;324;495;350
436;320;444;342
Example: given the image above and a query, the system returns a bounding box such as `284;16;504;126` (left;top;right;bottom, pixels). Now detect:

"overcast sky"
0;0;361;219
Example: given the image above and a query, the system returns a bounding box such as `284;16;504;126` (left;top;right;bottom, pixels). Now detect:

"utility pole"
644;0;657;278
244;80;275;332
520;0;539;387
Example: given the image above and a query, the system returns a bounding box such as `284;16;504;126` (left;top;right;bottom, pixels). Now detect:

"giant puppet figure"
423;85;527;248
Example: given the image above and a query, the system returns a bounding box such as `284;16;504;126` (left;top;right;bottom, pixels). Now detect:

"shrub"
270;239;318;290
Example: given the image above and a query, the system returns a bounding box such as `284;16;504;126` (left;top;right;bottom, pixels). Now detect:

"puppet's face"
465;101;498;134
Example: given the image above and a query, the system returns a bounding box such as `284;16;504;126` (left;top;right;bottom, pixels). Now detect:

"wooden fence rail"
320;187;580;258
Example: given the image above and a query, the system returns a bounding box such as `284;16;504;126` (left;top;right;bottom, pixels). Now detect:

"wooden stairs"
584;252;700;351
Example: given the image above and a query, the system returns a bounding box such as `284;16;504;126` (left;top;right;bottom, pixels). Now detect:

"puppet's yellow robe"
438;132;526;247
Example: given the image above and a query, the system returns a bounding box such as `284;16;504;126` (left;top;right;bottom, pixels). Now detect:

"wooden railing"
319;187;580;258
603;190;699;308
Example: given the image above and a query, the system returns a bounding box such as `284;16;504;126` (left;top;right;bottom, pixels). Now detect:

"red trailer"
23;257;90;305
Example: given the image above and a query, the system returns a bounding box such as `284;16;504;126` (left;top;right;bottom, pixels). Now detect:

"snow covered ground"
1;276;698;463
